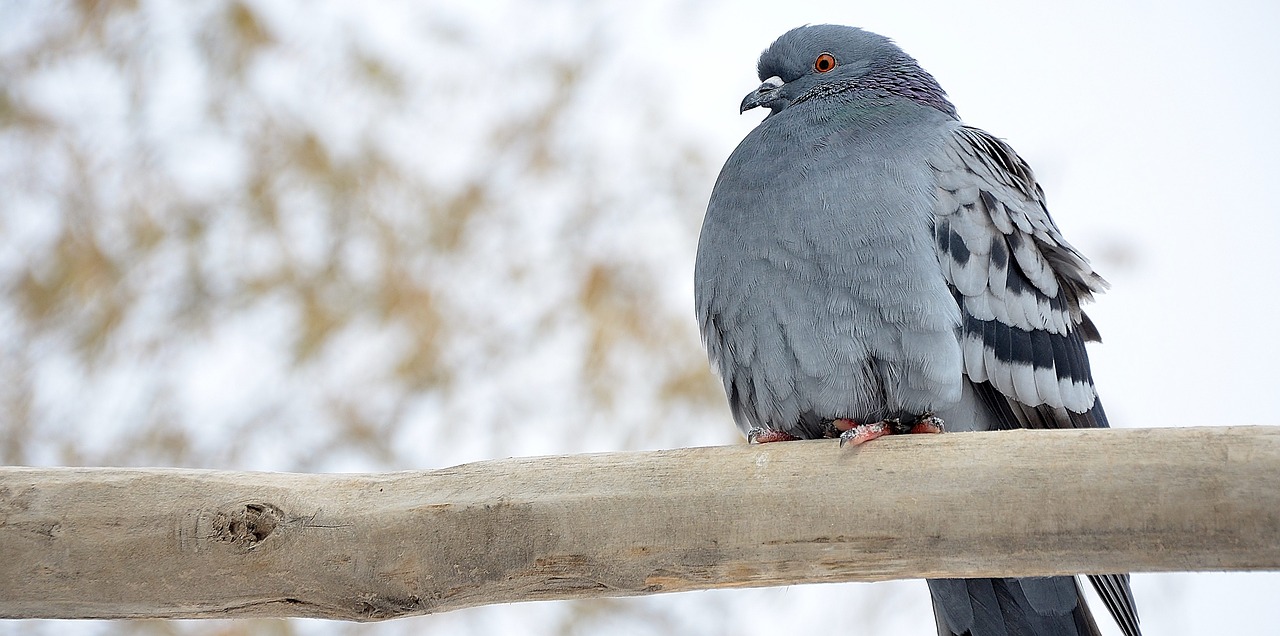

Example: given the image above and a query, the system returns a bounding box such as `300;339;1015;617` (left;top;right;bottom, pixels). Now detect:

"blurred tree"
0;0;727;469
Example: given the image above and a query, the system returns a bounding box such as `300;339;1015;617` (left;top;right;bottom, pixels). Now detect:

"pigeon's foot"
747;428;800;444
836;419;892;447
908;414;945;435
836;413;945;447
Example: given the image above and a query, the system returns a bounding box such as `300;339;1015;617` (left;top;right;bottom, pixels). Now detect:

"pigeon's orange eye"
814;53;837;73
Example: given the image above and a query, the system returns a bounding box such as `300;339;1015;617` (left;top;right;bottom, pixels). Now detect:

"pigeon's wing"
932;125;1106;425
929;125;1141;636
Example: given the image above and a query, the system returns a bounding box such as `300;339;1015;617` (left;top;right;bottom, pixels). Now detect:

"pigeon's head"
741;25;956;119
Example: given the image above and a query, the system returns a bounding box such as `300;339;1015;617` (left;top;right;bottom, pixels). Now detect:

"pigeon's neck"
871;57;957;119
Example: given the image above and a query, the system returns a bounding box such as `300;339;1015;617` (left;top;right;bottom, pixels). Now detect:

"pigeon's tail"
927;577;1101;636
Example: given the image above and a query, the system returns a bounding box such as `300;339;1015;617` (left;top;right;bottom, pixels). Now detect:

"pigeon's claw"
838;419;895;447
838;413;945;447
747;428;800;444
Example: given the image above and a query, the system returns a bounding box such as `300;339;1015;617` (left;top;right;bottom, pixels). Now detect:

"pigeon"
694;25;1140;636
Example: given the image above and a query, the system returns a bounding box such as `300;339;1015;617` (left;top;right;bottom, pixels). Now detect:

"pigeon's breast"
695;103;964;437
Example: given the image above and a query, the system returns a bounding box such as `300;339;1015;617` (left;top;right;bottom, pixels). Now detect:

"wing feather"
931;125;1106;414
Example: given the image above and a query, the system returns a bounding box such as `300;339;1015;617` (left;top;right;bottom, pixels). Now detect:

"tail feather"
1087;574;1141;636
928;577;1101;636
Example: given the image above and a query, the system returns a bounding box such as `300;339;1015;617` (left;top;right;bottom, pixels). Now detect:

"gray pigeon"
694;25;1140;636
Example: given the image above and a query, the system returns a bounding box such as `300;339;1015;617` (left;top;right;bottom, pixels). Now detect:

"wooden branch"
2;426;1278;621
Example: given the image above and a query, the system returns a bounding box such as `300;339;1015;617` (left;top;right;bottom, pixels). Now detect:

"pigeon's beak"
740;76;785;113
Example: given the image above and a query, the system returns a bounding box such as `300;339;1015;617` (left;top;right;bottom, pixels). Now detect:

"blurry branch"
2;426;1278;622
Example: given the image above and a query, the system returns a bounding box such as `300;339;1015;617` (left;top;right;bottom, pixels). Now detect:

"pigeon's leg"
836;413;945;447
747;428;800;444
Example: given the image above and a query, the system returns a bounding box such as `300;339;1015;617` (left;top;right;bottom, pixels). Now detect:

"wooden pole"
1;426;1277;621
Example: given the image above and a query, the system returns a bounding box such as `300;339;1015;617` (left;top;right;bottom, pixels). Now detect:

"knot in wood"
211;502;283;549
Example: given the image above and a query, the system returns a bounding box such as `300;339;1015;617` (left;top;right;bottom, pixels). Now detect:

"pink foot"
908;415;946;435
837;414;945;447
837;420;893;447
748;428;800;444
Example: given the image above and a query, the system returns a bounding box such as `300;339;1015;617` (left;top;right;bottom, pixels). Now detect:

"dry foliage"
0;1;726;470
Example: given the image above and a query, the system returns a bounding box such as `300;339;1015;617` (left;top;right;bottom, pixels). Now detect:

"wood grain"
2;426;1277;621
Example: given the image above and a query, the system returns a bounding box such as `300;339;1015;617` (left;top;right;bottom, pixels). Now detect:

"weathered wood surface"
1;425;1277;621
